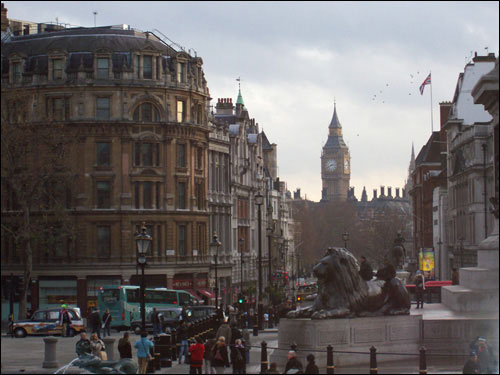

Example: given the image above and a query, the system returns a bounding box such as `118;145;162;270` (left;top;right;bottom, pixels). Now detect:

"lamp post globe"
135;224;152;333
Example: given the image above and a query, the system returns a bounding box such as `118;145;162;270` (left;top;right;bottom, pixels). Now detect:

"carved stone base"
270;315;422;367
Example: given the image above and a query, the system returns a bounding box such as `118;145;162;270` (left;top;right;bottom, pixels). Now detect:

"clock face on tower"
344;159;349;172
326;159;337;171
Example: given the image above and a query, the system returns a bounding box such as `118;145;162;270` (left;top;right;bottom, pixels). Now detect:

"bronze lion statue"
287;247;410;319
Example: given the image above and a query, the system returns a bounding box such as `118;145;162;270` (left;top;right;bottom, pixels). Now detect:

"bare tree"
1;97;76;319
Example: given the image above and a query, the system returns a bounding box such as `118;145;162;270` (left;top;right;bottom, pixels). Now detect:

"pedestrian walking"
102;308;112;337
284;351;303;374
476;338;497;374
118;331;132;359
211;336;230;374
134;332;154;375
90;332;107;360
177;320;189;364
305;354;319;374
216;318;232;346
151;307;161;337
414;270;426;309
89;308;102;339
60;304;72;337
230;338;246;374
242;328;251;365
204;332;217;375
189;336;205;374
230;321;242;346
75;331;92;357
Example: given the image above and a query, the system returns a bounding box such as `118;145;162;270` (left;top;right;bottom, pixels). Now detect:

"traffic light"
238;293;244;304
296;295;301;303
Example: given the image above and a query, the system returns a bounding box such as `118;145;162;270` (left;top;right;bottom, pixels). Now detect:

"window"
177;144;186;167
48;97;70;121
178;182;186;209
136;55;140;79
97;226;111;257
53;59;63;80
12;62;22;83
177;100;185;123
97;58;109;79
143;56;152;79
96;97;110;120
96;181;111;208
133;103;160;122
177;62;184;83
143;181;152;209
178;225;186;256
134;142;159;167
156;57;160;80
96;142;111;166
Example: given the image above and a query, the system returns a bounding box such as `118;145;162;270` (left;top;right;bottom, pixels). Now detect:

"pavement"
0;326;468;374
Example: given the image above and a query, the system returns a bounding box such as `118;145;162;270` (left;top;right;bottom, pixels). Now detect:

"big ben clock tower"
321;102;350;202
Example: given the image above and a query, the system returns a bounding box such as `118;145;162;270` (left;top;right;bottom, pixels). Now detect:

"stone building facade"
1;25;213;314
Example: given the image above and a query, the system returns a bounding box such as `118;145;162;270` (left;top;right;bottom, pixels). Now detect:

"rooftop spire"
329;101;341;129
236;77;244;106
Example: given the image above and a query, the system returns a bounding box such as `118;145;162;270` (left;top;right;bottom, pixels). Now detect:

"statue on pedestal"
387;232;406;271
287;247;410;319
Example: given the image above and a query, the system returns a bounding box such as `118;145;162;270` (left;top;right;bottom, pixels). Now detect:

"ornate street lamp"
135;223;152;333
342;231;349;249
210;232;222;308
255;192;264;333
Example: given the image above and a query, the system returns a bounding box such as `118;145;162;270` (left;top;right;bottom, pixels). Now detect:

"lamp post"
239;238;245;294
210;232;222;308
342;231;349;249
135;223;152;333
255;192;264;332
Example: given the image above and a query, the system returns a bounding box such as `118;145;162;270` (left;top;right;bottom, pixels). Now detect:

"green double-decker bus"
97;285;198;330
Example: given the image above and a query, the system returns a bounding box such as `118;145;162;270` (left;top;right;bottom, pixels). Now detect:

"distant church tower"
321;102;350;202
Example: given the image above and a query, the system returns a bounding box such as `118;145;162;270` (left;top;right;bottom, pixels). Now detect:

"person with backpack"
212;336;229;374
60;305;72;337
102;308;112;338
230;338;246;374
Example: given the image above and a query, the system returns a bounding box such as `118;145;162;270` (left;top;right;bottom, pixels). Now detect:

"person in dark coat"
305;354;319;374
151;307;161;337
118;331;132;359
359;256;374;281
204;332;216;375
462;351;480;374
102;309;112;337
230;322;242;346
89;308;102;339
284;351;303;374
75;331;92;357
211;336;230;374
230;338;246;374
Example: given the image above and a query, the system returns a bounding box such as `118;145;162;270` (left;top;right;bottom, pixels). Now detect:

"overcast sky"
5;1;499;202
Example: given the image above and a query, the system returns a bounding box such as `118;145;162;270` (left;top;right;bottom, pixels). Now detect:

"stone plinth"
270;315;422;367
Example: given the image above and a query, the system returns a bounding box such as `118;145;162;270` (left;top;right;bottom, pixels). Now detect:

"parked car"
12;307;84;338
130;307;182;335
187;305;216;321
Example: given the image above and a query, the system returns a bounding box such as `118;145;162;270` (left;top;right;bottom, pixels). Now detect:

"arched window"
133;102;160;122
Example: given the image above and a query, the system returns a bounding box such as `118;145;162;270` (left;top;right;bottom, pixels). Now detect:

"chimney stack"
1;3;8;33
373;189;378;200
396;188;400;198
388;187;392;198
380;186;385;197
215;98;234;115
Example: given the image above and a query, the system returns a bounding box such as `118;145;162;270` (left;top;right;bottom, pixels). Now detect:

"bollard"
369;346;377;374
327;344;334;374
103;337;116;361
42;337;59;368
253;323;258;336
419;346;427;374
260;341;268;374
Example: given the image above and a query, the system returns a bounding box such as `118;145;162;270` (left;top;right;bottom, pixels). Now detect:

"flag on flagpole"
419;73;431;95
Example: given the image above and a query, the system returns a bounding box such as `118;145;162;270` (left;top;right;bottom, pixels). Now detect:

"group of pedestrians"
87;307;113;339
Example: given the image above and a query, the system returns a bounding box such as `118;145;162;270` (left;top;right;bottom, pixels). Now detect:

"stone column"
103;337;116;361
42;338;59;368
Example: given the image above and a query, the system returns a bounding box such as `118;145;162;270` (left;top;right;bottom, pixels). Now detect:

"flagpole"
430;71;434;133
